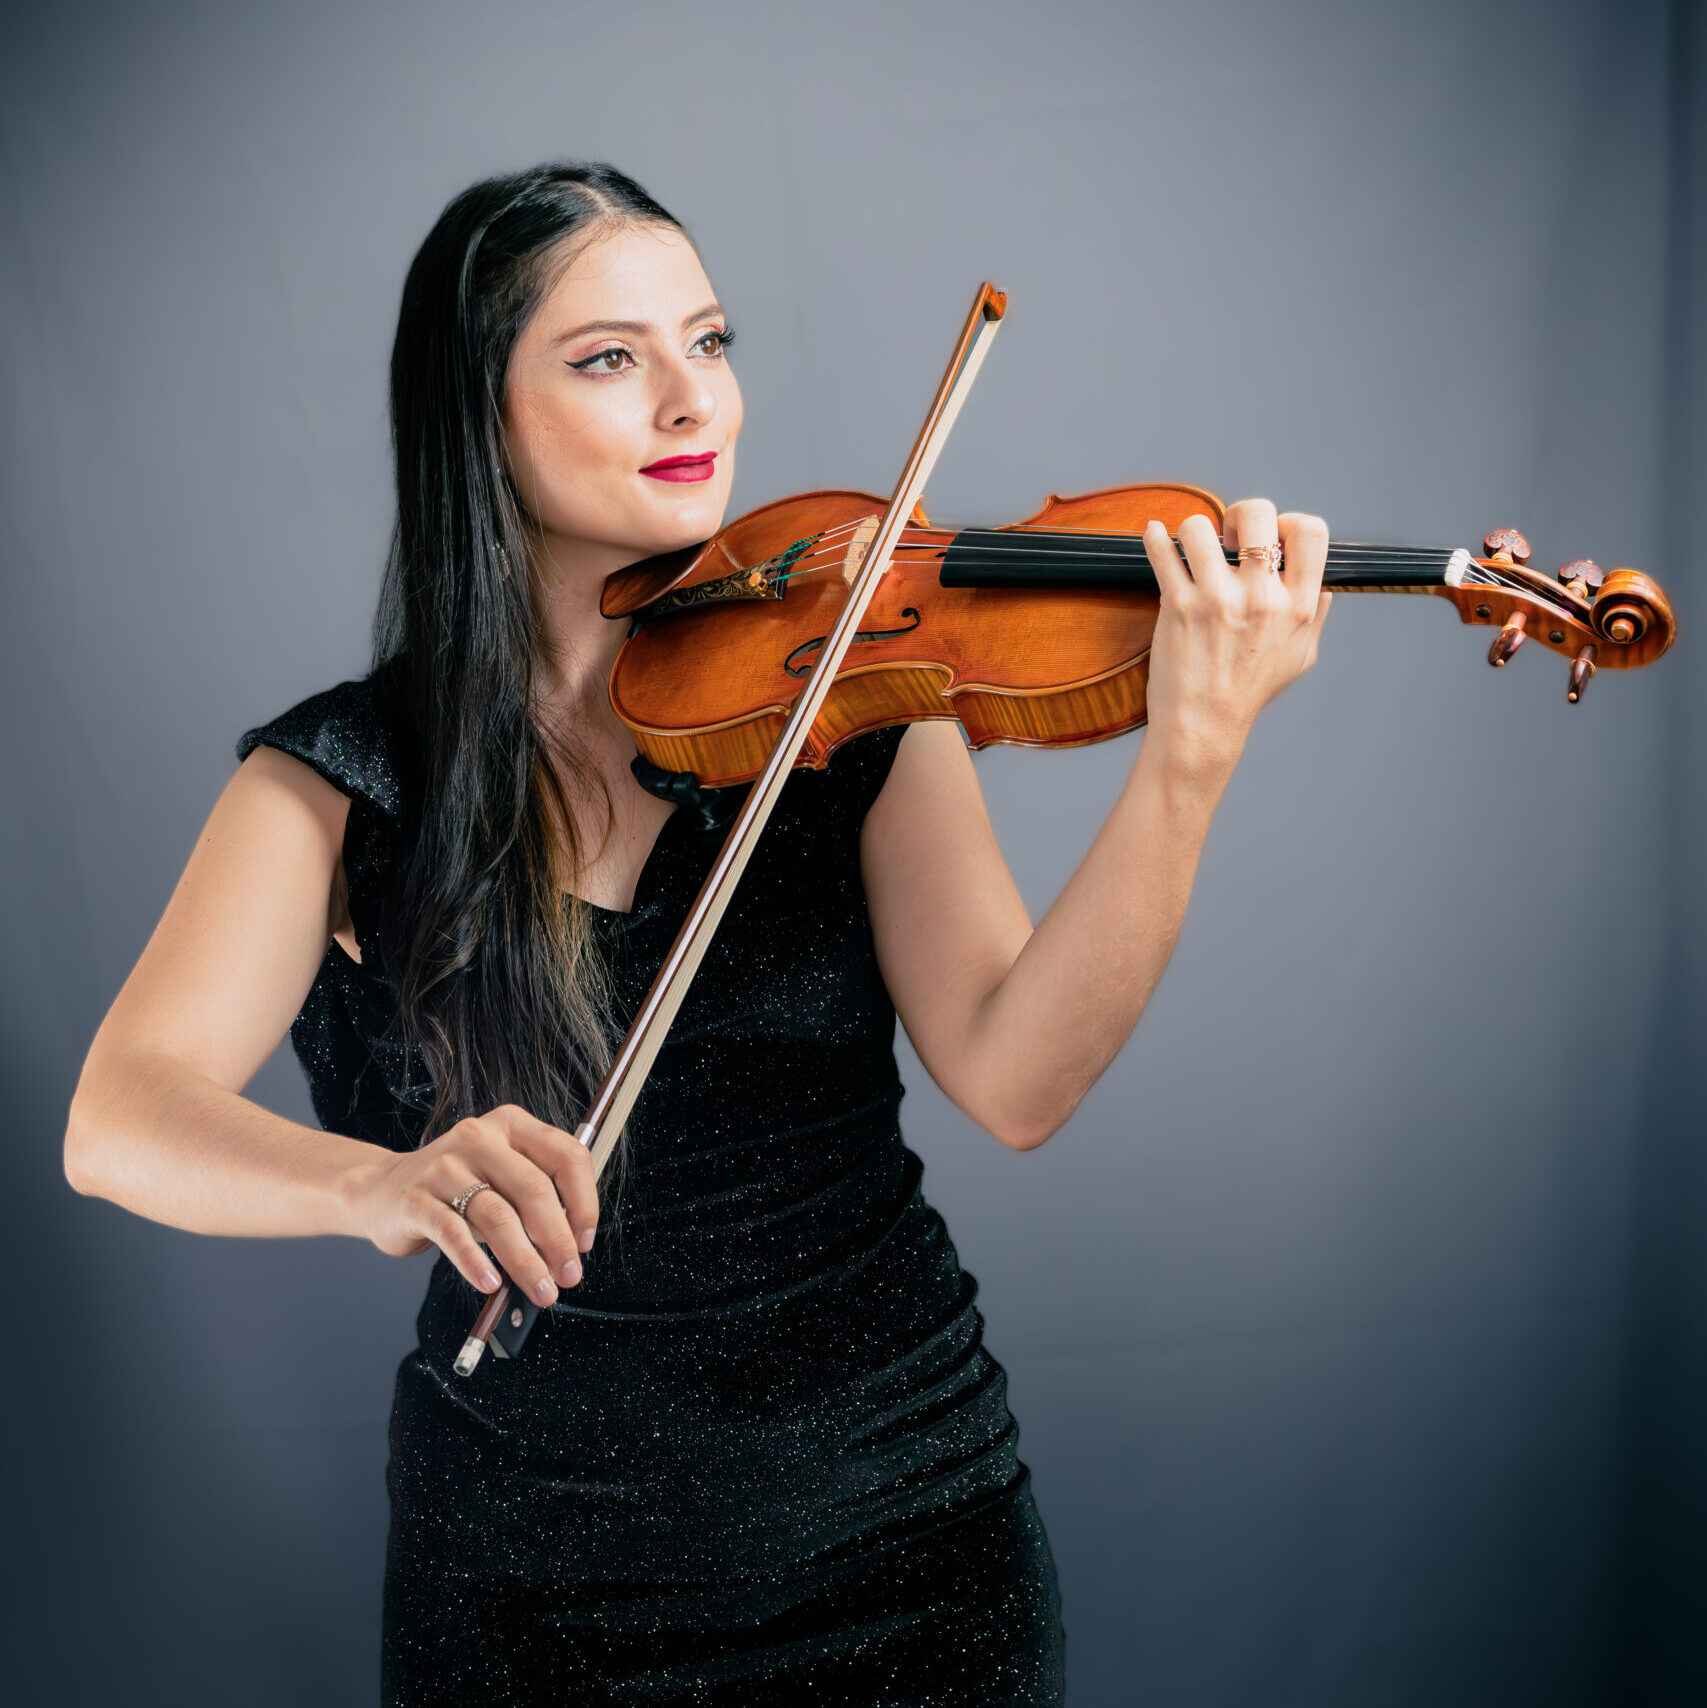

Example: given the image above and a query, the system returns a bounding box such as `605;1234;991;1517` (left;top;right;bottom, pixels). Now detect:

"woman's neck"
529;530;635;729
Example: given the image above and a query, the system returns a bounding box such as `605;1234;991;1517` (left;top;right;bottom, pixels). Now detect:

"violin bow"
453;282;1009;1375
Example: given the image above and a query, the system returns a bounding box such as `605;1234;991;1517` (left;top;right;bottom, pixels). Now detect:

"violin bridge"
840;515;881;587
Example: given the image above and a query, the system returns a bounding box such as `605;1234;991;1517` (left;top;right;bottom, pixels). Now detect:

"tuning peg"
1557;559;1604;599
1488;611;1527;666
1484;529;1531;565
1567;643;1598;703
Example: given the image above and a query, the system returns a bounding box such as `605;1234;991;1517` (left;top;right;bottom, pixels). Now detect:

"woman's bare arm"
64;746;379;1235
65;745;604;1307
861;500;1331;1151
861;719;1223;1151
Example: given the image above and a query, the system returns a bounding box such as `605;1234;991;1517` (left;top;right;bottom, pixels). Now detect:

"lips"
640;452;717;483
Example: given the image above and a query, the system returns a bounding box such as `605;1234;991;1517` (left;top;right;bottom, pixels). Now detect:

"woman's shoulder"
237;664;413;971
235;664;404;824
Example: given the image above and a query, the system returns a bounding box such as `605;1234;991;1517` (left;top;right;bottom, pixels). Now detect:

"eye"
569;345;636;374
692;326;735;358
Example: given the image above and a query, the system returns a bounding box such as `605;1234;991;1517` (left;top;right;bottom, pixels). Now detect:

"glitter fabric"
238;676;1065;1706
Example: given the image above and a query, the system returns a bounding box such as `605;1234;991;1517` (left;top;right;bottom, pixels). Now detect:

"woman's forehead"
533;224;713;333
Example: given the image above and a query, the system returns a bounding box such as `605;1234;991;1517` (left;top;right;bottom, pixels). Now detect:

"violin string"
868;520;1431;554
914;546;1454;569
770;518;1464;567
731;520;1539;597
786;516;1549;577
917;534;1449;555
767;535;1462;589
787;517;1460;556
777;540;1454;575
770;554;1461;590
829;527;1452;564
799;525;1456;564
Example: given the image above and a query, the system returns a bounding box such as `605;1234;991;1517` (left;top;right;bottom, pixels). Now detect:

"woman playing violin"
65;163;1330;1704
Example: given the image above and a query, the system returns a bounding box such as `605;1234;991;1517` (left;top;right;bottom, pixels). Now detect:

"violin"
454;282;1676;1375
600;488;1675;791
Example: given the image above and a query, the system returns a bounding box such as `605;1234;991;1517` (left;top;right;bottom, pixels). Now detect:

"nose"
654;352;716;432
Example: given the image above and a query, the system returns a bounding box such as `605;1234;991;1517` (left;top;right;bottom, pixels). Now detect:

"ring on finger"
1237;543;1284;574
450;1181;492;1218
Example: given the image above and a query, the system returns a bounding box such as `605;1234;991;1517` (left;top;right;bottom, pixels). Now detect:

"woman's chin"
638;492;730;553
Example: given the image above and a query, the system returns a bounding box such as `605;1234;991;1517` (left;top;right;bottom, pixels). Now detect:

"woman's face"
504;221;743;573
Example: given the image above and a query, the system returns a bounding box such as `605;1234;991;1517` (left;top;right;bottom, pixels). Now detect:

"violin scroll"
1590;568;1664;647
1449;532;1675;699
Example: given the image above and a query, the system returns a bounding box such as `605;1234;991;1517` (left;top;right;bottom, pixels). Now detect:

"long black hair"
372;162;685;1153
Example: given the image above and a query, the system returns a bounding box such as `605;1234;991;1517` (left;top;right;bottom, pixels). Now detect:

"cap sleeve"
236;675;402;969
236;676;402;825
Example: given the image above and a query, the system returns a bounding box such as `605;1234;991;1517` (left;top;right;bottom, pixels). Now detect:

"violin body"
607;483;1231;788
602;483;1676;791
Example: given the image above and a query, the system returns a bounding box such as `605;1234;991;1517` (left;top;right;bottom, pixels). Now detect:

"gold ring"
451;1181;492;1219
1237;543;1284;573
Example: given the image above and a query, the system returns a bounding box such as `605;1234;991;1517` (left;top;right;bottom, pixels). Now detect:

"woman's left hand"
1140;498;1332;782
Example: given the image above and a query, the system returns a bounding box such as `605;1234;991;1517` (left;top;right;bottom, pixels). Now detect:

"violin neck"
937;529;1466;593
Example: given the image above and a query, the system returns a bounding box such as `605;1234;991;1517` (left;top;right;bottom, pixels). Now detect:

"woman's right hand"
346;1104;598;1306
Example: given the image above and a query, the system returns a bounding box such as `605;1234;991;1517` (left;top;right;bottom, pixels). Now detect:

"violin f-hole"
784;608;923;678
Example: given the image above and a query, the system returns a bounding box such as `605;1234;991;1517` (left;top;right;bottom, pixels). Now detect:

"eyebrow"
553;303;725;345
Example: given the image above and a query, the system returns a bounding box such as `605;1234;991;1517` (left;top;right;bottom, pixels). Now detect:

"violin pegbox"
1444;526;1676;701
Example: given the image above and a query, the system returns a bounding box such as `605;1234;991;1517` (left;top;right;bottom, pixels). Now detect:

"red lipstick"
640;452;717;483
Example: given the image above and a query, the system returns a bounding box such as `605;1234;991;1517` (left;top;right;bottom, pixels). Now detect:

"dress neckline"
561;802;681;920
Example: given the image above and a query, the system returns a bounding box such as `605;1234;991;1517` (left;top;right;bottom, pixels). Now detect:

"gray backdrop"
3;1;1701;1703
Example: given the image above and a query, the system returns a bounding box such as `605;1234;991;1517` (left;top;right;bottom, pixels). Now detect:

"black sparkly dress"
238;675;1065;1707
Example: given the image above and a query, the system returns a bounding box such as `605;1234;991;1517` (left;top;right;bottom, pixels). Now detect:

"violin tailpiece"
639;535;818;618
